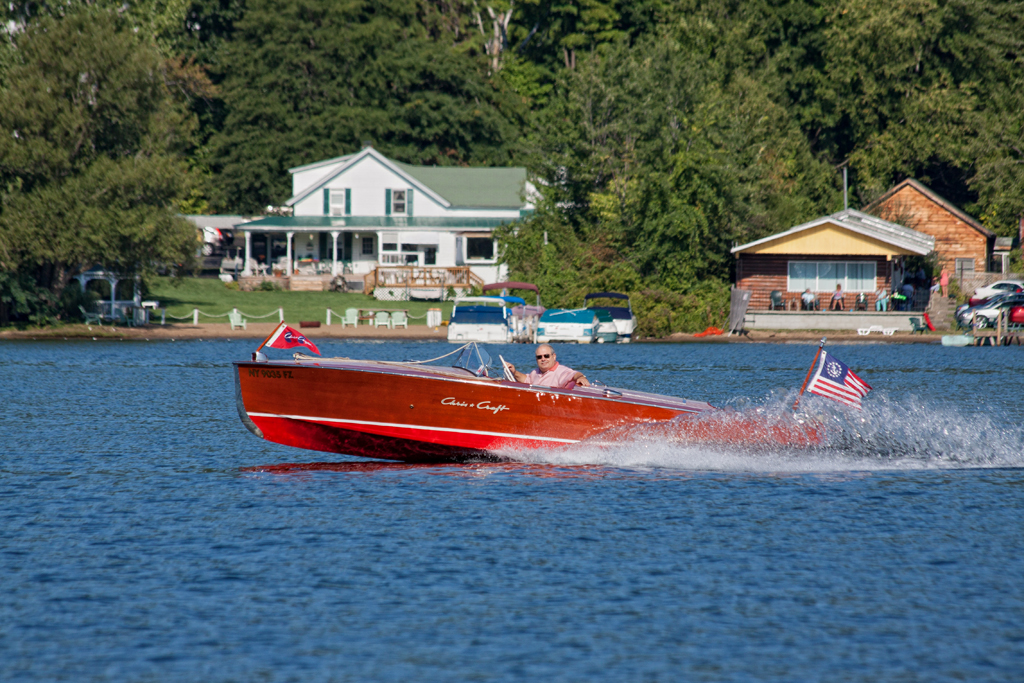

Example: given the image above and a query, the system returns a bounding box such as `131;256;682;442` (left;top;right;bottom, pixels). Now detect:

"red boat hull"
234;359;822;461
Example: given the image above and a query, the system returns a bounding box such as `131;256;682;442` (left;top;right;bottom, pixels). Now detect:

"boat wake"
503;391;1024;473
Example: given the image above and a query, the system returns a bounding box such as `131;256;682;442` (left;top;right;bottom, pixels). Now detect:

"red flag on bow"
262;322;320;355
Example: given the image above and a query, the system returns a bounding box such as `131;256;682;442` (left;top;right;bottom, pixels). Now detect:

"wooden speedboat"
234;345;823;462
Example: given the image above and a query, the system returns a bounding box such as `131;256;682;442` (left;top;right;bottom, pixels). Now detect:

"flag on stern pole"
263;322;320;355
806;351;871;409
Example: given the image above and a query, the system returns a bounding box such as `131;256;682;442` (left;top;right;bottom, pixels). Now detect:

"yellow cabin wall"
740;223;918;257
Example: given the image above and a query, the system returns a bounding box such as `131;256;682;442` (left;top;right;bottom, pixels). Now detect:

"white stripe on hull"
247;412;581;445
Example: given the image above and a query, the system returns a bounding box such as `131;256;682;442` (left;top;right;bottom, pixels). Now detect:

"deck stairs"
926;295;958;331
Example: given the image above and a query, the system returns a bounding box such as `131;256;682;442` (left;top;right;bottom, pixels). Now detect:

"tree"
207;0;525;213
498;34;837;332
0;9;197;325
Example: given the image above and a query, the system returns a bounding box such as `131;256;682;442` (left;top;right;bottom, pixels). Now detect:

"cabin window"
787;261;876;292
382;243;397;252
955;258;975;279
466;237;494;260
392;189;406;215
361;237;374;255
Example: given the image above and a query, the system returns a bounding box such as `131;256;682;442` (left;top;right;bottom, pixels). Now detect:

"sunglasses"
536;354;552;359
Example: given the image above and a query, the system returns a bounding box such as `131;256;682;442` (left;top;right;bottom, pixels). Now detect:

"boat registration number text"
248;368;294;379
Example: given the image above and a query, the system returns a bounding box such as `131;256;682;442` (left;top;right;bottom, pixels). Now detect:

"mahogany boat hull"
234;358;823;462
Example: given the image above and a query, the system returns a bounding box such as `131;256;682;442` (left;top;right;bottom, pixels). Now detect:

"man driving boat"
508;344;590;387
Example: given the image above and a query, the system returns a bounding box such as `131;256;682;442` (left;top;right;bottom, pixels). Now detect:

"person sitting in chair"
508;344;590;387
801;289;818;311
830;284;845;311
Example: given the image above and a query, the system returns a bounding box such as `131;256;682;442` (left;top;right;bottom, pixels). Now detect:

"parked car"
958;293;1024;328
956;292;1009;327
969;280;1023;306
197;226;234;256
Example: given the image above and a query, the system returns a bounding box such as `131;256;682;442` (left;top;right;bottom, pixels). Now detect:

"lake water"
2;339;1022;681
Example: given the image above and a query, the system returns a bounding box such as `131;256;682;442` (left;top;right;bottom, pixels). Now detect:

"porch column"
330;231;340;276
286;231;294;277
243;231;252;276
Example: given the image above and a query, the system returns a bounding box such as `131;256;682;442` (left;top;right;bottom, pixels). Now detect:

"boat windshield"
452;343;493;377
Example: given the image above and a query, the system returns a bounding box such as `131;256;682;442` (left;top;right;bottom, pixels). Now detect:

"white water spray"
503;391;1024;473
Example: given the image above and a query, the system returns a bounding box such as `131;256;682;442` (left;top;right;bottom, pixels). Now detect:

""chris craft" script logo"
441;397;510;415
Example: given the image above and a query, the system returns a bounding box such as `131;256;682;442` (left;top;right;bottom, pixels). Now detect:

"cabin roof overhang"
731;209;935;257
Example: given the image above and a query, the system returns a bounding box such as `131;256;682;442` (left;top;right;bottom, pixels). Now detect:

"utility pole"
843;167;848;210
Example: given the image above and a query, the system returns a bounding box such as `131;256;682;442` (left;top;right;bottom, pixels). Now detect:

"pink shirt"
526;363;576;388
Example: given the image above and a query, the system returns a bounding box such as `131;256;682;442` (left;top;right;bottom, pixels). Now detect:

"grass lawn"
146;277;455;325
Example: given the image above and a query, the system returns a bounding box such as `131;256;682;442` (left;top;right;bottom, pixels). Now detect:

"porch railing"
364;266;484;295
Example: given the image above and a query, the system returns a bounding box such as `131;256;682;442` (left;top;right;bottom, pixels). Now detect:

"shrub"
257;280;281;292
224;281;240;291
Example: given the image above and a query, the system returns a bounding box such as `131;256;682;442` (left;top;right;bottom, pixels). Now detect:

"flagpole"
793;337;827;411
254;321;285;354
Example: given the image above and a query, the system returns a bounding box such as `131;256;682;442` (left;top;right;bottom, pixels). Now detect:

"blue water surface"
1;339;1022;682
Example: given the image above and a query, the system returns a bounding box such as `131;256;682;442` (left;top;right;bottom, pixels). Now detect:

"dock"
970;309;1023;346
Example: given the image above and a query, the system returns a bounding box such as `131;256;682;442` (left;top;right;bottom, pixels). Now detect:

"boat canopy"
450;307;508;325
540;309;597;324
584;292;629;301
453;296;507;307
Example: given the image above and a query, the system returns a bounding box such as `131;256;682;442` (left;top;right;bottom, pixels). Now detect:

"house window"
330;191;346;216
392;189;406;214
955;258;975;279
361;237;374;255
425;247;436;265
400;243;416;252
787;261;876;292
466;237;494;260
382;242;397;252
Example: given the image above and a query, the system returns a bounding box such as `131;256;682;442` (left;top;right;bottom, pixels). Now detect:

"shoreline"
0;323;945;343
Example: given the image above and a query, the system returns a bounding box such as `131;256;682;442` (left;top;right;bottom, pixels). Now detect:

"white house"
238;146;534;293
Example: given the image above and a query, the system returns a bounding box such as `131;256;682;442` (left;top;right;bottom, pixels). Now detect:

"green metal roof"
240;216;517;230
390;161;527;208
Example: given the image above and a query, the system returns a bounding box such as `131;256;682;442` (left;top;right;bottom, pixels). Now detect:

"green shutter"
385;189;392;216
323;188;330;215
407;188;414;217
345;188;351;216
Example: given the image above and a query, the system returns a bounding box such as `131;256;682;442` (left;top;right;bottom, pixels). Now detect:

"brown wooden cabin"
732;210;935;311
864;178;995;278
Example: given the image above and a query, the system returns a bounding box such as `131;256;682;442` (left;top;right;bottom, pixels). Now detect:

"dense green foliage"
2;0;1022;331
0;8;199;325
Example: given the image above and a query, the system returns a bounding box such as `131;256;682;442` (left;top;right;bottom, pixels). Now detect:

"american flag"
806;351;871;409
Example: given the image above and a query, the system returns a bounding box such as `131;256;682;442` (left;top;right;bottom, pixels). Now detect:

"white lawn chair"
391;311;408;329
229;310;247;330
340;308;359;328
374;311;391;328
